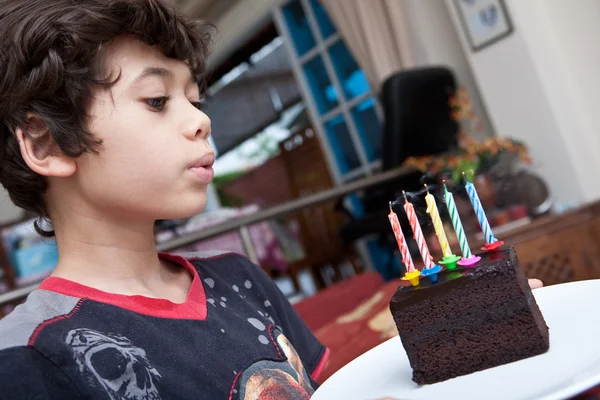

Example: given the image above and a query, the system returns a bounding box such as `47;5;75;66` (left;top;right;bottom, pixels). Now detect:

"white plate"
312;280;600;400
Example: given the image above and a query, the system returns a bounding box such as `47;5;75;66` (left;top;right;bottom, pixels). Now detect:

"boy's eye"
191;101;202;111
146;96;171;111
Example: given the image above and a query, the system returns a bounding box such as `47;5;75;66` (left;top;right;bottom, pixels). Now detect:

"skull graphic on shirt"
66;328;162;400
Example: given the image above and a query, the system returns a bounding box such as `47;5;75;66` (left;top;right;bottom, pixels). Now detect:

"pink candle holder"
458;255;482;267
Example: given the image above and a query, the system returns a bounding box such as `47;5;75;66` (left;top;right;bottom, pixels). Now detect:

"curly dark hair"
0;0;212;236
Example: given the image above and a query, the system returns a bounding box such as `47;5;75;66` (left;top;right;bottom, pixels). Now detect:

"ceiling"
177;0;282;68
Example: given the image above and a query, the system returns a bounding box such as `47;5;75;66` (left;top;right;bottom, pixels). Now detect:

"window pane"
310;0;336;39
328;40;370;100
303;56;339;115
283;0;317;57
351;97;382;161
347;194;365;218
324;115;360;174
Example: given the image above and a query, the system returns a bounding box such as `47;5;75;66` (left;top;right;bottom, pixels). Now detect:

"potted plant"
404;88;532;207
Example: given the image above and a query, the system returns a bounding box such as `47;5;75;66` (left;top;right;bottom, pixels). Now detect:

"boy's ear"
15;113;77;178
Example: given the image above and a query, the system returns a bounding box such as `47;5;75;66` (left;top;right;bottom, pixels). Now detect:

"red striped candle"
403;192;434;269
388;202;416;273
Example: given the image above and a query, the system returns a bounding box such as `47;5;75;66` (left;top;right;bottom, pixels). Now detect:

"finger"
528;278;543;289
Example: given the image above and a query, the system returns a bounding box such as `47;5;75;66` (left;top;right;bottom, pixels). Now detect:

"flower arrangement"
404;88;531;183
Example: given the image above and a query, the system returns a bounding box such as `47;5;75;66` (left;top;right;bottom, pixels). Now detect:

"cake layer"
397;297;540;345
409;308;549;384
389;246;549;385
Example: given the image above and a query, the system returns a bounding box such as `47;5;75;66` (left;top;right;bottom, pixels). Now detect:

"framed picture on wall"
453;0;513;52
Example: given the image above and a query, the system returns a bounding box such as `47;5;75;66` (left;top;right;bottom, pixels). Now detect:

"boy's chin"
160;196;208;220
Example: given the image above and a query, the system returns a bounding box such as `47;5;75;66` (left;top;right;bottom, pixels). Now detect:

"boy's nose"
184;109;211;141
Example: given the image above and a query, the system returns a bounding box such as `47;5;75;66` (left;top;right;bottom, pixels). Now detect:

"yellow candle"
425;185;452;258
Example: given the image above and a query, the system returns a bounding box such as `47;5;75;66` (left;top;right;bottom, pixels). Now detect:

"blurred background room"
1;0;599;384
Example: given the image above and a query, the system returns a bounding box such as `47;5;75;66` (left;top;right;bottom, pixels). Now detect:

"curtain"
321;0;414;90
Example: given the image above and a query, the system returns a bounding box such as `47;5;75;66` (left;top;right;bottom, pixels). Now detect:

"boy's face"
75;37;213;222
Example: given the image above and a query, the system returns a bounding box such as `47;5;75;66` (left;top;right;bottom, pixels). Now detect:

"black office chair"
338;66;459;278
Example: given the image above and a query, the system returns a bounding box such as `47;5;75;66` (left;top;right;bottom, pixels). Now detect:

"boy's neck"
50;215;191;303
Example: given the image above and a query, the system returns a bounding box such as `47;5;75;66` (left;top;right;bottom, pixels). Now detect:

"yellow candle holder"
401;270;421;287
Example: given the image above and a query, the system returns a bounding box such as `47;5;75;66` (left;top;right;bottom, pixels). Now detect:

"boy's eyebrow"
133;66;173;84
132;66;197;86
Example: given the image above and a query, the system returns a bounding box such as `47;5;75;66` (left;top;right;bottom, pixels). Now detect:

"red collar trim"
39;253;207;321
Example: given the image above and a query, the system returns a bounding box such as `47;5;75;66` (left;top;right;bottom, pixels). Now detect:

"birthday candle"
388;202;416;273
424;185;452;258
463;172;498;244
443;181;473;259
403;191;434;269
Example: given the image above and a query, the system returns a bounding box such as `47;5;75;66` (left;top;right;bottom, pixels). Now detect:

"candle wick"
389;201;393;213
403;190;408;203
424;183;430;194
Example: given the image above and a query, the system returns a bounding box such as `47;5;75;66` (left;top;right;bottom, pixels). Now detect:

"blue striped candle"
464;173;498;245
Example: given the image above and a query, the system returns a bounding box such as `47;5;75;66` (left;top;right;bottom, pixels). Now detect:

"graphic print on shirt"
233;327;315;400
66;328;162;400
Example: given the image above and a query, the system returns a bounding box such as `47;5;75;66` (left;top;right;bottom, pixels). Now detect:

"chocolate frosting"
391;246;517;308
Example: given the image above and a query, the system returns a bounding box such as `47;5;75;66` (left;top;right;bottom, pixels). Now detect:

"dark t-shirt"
0;251;328;399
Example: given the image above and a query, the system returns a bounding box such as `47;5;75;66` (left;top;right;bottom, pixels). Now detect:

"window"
324;115;360;173
309;0;336;39
275;0;388;275
328;41;369;101
303;56;339;114
274;0;383;184
282;1;316;57
351;98;382;162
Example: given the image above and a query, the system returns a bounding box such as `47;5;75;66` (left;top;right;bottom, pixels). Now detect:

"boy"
0;0;328;398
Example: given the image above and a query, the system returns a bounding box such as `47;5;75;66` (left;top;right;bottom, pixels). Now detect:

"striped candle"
388;202;416;273
403;192;434;269
443;182;473;258
424;186;452;258
464;173;498;244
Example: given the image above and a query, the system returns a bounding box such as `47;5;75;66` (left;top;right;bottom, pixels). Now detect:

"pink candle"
403;192;434;269
388;202;416;273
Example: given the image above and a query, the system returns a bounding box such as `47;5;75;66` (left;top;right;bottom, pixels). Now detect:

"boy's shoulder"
0;292;89;399
0;289;80;353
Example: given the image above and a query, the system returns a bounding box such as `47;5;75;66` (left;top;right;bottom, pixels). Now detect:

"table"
428;200;600;285
304;200;600;396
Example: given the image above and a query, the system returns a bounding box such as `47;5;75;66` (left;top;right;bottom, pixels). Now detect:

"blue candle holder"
419;264;443;283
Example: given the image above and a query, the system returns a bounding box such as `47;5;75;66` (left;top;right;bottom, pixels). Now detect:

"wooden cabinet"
499;201;600;286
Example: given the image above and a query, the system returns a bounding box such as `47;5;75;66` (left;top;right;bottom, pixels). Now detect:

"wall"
209;0;494;139
208;0;283;68
532;0;600;201
401;0;494;139
444;0;600;208
0;189;22;224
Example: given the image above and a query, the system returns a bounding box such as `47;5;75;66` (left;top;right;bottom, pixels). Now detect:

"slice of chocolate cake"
389;246;549;385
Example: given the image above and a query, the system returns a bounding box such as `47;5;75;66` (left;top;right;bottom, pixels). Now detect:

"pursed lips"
188;153;215;183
